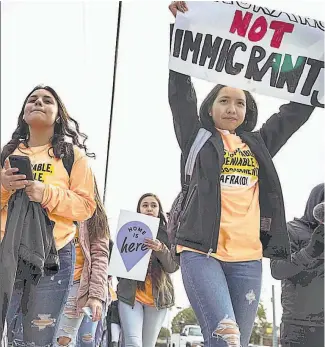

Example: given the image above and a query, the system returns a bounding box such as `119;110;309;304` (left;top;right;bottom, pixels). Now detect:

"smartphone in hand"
82;307;93;319
9;155;34;181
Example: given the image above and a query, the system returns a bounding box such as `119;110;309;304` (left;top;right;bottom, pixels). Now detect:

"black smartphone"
9;155;34;181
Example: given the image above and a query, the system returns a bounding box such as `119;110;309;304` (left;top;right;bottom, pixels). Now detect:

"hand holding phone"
9;155;34;181
82;307;93;319
1;158;29;191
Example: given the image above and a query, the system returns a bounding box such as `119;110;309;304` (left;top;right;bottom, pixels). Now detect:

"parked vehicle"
170;325;203;347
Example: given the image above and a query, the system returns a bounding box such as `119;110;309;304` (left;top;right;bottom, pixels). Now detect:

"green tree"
171;307;199;333
250;302;272;345
158;327;171;339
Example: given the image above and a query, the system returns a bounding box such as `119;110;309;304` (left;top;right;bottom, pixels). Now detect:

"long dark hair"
199;84;258;133
87;178;110;241
136;193;170;292
136;193;168;227
1;85;95;165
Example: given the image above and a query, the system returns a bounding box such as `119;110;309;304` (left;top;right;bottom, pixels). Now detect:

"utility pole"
103;1;122;204
272;285;278;347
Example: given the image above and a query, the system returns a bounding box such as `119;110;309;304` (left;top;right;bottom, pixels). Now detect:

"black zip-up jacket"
0;190;59;340
271;184;324;327
169;69;314;259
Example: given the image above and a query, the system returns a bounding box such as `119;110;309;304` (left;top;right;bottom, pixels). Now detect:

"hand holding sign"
169;1;188;17
108;210;160;281
144;238;163;252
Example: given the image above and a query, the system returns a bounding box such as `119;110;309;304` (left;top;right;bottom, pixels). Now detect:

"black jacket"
117;225;179;310
169;69;314;260
271;184;324;327
0;190;59;339
104;300;120;346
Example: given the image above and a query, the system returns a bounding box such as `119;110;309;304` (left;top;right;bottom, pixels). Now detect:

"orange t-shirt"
109;284;118;301
135;276;155;307
0;143;96;250
73;228;85;281
178;129;262;262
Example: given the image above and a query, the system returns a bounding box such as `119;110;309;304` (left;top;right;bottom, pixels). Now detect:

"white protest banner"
107;210;160;281
169;1;324;108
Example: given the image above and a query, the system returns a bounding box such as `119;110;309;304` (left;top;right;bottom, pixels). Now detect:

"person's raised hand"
169;1;188;18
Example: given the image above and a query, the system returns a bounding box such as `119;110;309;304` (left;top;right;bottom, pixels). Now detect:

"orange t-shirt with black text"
178;129;262;262
0;143;96;250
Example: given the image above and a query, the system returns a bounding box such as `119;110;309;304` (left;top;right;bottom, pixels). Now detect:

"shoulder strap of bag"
62;143;74;177
1;143;75;176
62;143;78;226
184;128;212;185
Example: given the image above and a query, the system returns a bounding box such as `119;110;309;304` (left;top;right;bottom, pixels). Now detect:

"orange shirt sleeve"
1;185;14;210
41;153;96;221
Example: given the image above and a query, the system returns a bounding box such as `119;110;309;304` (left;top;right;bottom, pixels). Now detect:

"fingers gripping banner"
169;1;324;108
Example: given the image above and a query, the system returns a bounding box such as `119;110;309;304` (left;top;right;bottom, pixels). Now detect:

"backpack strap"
62;143;78;226
62;143;74;177
184;128;212;185
1;143;75;176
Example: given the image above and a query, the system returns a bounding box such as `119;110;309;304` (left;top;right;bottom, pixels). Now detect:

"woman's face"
23;89;59;129
210;87;247;133
139;196;160;218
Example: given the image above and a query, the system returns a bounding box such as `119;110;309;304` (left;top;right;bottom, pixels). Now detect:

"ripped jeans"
55;281;100;347
6;242;75;347
180;251;262;347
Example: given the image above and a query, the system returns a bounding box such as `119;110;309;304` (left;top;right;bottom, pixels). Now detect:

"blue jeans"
180;251;262;347
118;300;167;347
6;242;75;347
55;281;100;347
